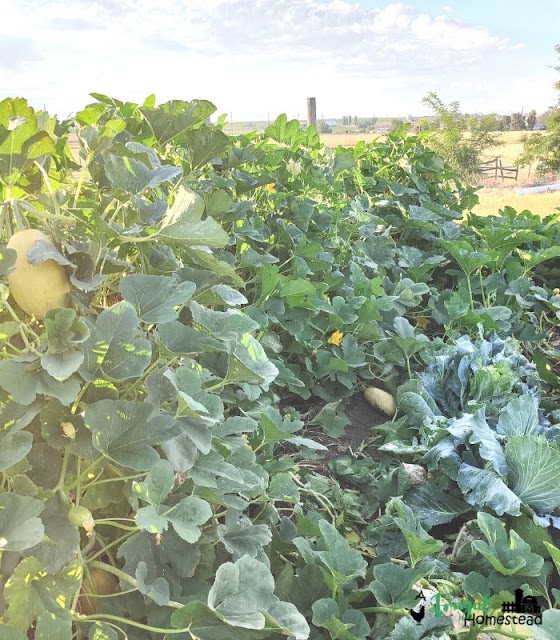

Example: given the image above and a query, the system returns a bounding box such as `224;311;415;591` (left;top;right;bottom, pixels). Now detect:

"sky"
1;0;559;122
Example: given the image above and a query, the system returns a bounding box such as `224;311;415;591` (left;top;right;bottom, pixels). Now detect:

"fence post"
307;98;317;128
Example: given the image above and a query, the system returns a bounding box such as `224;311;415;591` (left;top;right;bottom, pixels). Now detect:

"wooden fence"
479;157;519;181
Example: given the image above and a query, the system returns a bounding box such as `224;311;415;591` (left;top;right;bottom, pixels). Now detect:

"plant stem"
88;561;184;610
466;276;475;311
81;473;146;490
478;269;487;307
94;520;137;532
75;613;190;636
54;448;71;493
71;381;91;415
358;606;409;616
86;531;136;562
67;457;105;491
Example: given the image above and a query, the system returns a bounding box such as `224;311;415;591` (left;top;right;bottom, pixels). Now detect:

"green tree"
501;114;512;130
421;92;500;182
519;45;560;174
390;118;404;131
526;109;537;130
511;112;526;131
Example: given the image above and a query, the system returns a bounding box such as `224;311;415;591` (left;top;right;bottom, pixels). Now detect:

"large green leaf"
119;274;196;323
368;562;430;608
0;402;37;471
167;496;213;543
85;400;178;470
140;99;215;145
184;128;230;169
532;609;560;640
219;518;273;559
225;334;279;386
4;556;80;634
190;301;259;339
497;395;540;437
0;494;44;552
80;301;152;382
104;154;181;194
22;497;80;573
171;601;270;640
312;598;369;640
405;481;469;529
205;555;308;638
41;308;88;380
0;360;80;406
157;186;230;247
388;498;443;567
135;561;170;606
207;556;276;628
293;520;367;594
505;436;560;513
0;247;16;275
457;464;521;516
132;459;174;506
472;512;543;576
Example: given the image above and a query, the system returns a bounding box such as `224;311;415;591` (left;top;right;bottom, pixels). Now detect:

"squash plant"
0;97;312;640
1;95;560;640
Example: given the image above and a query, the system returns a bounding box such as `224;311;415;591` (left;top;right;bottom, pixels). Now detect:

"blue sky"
1;1;558;121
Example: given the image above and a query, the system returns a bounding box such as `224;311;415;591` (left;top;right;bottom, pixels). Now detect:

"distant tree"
390;118;404;131
417;117;436;131
537;110;555;128
526;109;537;130
421;92;501;182
318;120;332;134
511;112;526;130
519;44;560;174
501;114;512;130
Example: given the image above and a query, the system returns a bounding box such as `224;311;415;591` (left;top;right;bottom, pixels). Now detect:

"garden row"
0;95;560;639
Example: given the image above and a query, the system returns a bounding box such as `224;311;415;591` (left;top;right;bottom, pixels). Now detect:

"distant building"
325;120;338;127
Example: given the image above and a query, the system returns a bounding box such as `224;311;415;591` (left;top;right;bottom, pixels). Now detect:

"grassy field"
475;131;559;217
473;187;559;217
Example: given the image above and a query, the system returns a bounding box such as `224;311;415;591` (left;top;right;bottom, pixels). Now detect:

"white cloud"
0;0;552;118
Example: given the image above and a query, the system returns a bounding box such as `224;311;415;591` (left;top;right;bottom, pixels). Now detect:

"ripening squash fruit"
79;568;119;616
6;229;70;319
364;387;396;416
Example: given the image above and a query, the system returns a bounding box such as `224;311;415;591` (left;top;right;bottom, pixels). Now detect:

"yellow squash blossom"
328;330;344;346
264;183;276;194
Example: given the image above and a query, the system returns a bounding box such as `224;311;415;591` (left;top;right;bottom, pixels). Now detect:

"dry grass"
475;132;560;217
473;188;560;218
320;132;380;147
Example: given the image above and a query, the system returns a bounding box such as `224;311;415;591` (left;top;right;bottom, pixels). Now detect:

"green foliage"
519;44;560;174
0;94;559;640
422;91;501;182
